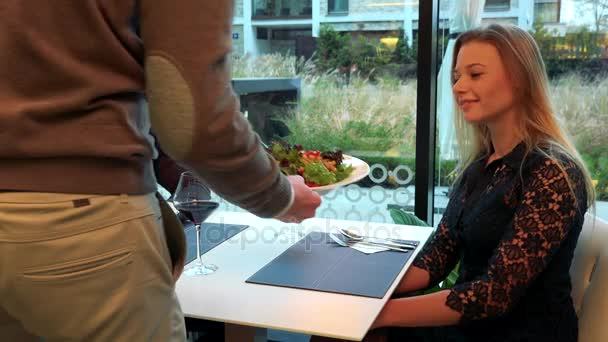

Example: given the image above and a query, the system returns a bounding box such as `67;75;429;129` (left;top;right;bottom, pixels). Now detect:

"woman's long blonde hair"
451;23;595;207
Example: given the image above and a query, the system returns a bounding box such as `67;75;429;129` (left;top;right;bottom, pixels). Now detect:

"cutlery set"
329;229;418;253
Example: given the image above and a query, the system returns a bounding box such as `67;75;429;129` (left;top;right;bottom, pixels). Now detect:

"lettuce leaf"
335;164;354;182
270;143;299;164
303;162;336;185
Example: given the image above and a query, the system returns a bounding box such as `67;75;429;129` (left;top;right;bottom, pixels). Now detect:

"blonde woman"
313;23;595;342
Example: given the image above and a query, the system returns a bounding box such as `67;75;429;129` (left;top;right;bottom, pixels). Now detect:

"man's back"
0;1;296;219
0;3;320;338
0;1;155;194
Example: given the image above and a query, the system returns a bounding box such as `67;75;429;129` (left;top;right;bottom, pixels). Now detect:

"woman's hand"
370;301;393;330
369;291;460;329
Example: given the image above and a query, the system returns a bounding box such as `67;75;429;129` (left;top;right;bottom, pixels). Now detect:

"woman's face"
452;41;516;125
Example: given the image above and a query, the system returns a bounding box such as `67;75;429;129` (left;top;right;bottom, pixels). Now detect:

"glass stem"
195;224;202;267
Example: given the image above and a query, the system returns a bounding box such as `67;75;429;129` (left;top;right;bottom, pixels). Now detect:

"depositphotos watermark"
198;217;408;253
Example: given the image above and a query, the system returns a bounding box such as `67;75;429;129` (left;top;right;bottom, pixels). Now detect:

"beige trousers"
0;192;186;342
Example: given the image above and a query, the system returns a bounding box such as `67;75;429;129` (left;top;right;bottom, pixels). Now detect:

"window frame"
414;0;439;225
328;0;349;15
484;0;511;12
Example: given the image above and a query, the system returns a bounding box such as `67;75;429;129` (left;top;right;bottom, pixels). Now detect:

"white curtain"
437;0;486;160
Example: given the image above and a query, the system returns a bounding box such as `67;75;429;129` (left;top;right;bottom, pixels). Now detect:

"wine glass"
172;171;220;276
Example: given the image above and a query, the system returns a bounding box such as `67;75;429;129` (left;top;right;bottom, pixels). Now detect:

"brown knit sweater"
0;1;291;218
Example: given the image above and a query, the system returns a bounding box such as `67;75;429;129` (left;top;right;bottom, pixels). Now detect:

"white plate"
311;155;370;195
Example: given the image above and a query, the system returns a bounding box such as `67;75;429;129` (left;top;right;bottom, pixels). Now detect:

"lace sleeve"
412;216;461;287
445;158;587;321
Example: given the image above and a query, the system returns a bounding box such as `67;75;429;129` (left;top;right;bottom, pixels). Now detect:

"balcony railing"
252;0;312;20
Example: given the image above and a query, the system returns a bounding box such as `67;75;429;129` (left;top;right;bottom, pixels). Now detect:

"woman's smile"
458;99;479;111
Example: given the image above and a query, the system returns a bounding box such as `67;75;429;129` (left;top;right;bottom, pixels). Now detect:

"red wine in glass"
174;200;219;225
172;171;219;276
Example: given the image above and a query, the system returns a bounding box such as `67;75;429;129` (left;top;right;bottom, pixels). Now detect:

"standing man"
0;1;321;341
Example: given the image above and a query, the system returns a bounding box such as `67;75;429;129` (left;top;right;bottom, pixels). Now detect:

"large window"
226;0;608;225
228;1;422;225
484;0;510;11
328;0;349;14
252;0;312;19
535;1;560;23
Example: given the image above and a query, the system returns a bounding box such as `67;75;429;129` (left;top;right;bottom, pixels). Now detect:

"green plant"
316;26;419;79
529;24;608;77
389;208;428;226
552;73;608;199
582;151;608;201
375;43;393;66
280;74;417;154
317;25;352;72
392;31;417;64
231;52;298;78
530;22;559;60
389;208;460;293
350;36;378;75
231;53;608;201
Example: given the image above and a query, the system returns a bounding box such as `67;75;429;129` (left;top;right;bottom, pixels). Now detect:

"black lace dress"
398;144;588;342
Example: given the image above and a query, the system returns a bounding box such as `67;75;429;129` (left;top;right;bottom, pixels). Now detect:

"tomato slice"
302;150;321;158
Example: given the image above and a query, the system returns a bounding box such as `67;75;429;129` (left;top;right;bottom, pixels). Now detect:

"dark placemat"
246;231;418;298
184;222;249;264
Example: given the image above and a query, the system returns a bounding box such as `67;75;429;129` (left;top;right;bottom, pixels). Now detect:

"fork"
339;228;418;249
329;233;410;253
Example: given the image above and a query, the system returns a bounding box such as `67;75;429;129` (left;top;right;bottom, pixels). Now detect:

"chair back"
570;213;608;342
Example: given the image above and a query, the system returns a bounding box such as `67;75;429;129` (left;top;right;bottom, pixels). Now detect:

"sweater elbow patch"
145;55;195;160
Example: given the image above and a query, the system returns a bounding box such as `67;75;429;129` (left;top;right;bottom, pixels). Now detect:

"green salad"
267;141;354;187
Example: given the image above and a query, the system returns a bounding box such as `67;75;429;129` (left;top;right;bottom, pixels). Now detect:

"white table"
175;211;433;341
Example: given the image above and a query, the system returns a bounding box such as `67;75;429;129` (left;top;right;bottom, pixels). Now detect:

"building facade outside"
230;0;560;56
